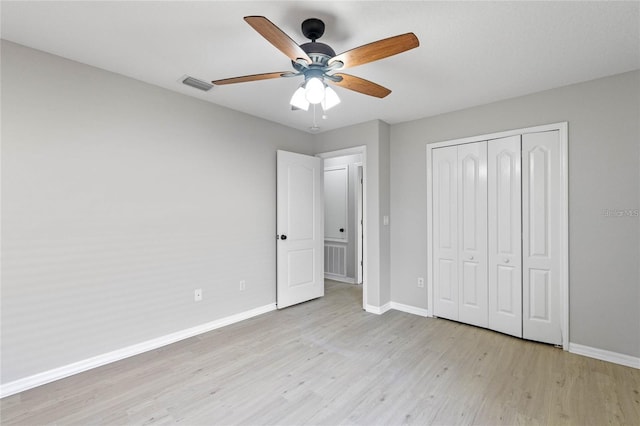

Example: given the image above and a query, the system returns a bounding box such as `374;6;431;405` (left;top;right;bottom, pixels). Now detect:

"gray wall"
378;122;391;305
1;41;314;384
390;70;640;358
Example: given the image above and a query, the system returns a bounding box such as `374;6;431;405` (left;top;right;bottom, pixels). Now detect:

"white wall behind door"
324;166;349;241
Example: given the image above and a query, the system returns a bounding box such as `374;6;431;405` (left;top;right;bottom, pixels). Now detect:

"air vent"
182;76;213;92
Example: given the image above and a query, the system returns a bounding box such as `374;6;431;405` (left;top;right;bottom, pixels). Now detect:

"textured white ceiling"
2;1;639;133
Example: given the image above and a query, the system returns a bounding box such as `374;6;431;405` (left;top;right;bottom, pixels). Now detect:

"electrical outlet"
417;277;424;288
240;280;246;291
194;288;203;302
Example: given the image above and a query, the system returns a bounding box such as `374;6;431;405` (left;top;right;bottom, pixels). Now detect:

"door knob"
280;234;287;240
504;259;510;263
469;256;474;260
339;228;345;232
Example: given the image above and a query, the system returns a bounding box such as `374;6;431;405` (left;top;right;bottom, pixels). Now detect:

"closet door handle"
469;256;474;260
504;259;510;264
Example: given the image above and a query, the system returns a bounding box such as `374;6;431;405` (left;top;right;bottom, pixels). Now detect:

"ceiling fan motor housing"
300;42;335;63
292;41;337;74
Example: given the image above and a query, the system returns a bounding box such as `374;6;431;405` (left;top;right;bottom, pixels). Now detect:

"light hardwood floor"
2;280;639;425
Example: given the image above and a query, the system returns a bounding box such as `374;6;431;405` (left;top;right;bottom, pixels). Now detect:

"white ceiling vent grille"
182;76;213;92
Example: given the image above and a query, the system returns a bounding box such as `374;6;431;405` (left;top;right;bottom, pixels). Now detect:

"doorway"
317;146;367;309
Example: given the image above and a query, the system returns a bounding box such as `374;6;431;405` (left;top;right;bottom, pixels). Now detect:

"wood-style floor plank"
1;281;639;425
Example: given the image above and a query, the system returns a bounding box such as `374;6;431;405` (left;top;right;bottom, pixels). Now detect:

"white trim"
324;237;348;243
317;146;368;310
0;303;276;399
426;122;569;346
426;143;435;317
558;122;570;351
427;122;568;149
325;274;356;284
390;302;430;317
569;343;640;369
355;163;364;285
365;302;391;315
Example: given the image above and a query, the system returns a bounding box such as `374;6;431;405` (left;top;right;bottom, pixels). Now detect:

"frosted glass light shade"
305;77;325;104
322;86;341;111
290;86;310;111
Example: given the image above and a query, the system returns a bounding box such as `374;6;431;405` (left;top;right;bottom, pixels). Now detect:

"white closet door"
457;142;488;327
522;131;562;345
488;136;522;337
432;146;459;320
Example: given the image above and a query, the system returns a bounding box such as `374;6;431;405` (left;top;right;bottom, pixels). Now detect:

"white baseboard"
366;302;430;317
324;274;356;284
365;302;392;315
0;303;277;399
569;343;640;369
390;302;430;317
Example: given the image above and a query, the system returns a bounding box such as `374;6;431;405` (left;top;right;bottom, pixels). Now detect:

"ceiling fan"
212;16;419;112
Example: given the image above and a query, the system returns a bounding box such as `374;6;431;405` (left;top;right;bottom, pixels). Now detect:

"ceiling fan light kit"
290;77;341;112
322;85;341;110
304;77;325;104
212;16;419;127
290;85;309;111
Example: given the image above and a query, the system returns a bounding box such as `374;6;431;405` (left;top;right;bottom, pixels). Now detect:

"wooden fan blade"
331;73;392;98
244;16;312;64
329;33;419;69
212;71;294;85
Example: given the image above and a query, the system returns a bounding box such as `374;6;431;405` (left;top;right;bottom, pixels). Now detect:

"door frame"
426;122;569;350
355;164;364;285
317;146;368;310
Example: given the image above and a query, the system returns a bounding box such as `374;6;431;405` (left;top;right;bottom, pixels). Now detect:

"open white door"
277;150;324;309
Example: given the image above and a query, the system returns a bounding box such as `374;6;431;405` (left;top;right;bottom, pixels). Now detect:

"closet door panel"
522;131;562;345
488;135;522;337
457;142;488;327
432;146;459;320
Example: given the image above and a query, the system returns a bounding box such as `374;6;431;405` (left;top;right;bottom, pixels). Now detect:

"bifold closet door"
522;131;562;345
433;142;488;326
488;136;522;337
431;130;563;345
457;142;488;328
432;146;459;320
